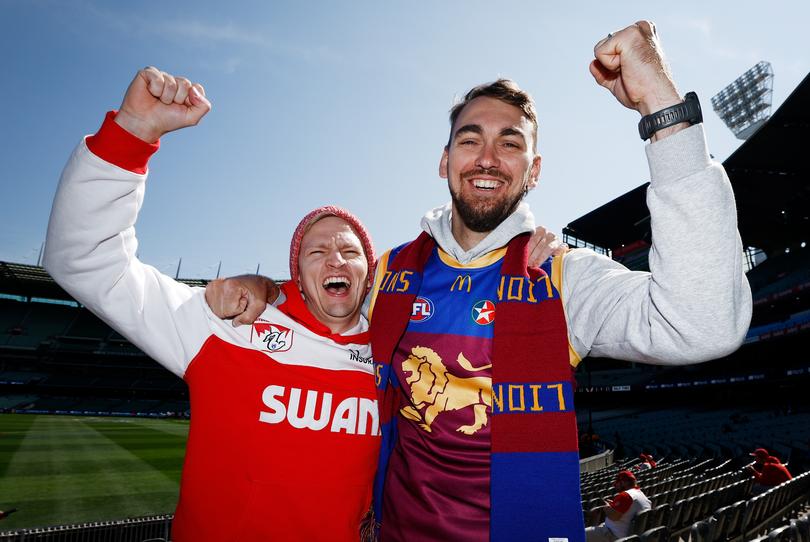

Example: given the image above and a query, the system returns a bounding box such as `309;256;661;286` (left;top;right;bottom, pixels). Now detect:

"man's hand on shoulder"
205;275;280;327
115;67;212;143
528;226;567;267
590;21;687;141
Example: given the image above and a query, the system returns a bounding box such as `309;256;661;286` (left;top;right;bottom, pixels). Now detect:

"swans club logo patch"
251;319;294;352
471;299;495;325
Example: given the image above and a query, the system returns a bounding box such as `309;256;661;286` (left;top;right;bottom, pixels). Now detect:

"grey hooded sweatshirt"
413;124;752;364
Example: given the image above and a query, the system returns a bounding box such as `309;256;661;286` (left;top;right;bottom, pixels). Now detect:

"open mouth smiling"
322;276;351;295
462;168;510;192
471;178;504;191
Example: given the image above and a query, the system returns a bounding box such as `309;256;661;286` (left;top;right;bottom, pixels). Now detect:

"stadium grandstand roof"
0;261;210;302
563;72;810;256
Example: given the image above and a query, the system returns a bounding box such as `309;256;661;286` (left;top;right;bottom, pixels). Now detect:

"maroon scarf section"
370;232;433;366
370;232;433;418
492;234;577;453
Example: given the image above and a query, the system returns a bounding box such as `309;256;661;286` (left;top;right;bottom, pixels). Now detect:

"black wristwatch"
637;91;703;141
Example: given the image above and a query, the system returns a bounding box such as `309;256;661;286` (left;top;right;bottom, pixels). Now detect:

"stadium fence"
0;514;172;542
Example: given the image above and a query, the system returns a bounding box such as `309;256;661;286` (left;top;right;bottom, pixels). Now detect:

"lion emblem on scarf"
399;346;492;435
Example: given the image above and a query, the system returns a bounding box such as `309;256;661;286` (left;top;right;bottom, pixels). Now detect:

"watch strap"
638;91;703;140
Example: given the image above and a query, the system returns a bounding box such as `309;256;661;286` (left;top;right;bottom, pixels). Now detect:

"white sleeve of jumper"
562;124;753;365
43;140;212;378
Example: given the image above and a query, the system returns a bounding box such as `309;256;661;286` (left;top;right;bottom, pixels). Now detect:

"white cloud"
197;56;244;75
151;20;272;48
75;4;344;71
77;3;271;49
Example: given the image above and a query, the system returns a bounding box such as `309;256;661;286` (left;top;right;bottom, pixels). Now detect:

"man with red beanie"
44;67;379;542
586;470;651;541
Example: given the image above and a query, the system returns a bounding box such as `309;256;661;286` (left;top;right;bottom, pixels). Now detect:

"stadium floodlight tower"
711;61;774;140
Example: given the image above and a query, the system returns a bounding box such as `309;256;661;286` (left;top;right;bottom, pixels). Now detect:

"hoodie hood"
420;201;536;264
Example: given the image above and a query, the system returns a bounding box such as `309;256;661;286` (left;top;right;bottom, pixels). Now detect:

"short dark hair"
448;79;538;150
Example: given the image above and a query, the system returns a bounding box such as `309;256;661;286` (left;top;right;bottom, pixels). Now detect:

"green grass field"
0;413;188;532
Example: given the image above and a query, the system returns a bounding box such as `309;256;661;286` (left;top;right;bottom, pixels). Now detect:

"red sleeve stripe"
85;111;159;175
609;492;633;514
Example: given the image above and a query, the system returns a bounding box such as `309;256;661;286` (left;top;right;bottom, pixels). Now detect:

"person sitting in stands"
748;448;792;494
636;453;656;471
586;470;651;542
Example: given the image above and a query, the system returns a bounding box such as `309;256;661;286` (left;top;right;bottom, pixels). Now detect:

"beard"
450;167;528;233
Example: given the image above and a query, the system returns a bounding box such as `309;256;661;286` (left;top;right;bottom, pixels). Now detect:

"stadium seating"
0;299;28;340
1;297;189;419
61;308;109;340
746;249;810;299
5;302;75;349
630;507;653;535
740;472;810;539
639;526;667;542
0;371;45;384
0;394;37;410
590;407;810;463
582;454;809;542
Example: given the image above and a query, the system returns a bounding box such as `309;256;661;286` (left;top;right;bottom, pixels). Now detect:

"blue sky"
2;1;808;279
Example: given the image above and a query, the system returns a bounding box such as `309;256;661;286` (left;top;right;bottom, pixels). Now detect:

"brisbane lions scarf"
370;231;585;542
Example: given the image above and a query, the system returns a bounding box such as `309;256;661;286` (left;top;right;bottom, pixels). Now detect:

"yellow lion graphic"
399;346;492;435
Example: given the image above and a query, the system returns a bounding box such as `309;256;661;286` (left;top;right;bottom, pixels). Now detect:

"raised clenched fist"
589;21;682;118
205;275;280;327
114;67;211;143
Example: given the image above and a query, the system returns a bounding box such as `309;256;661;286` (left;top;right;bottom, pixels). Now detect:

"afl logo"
471;299;495;325
411;297;434;322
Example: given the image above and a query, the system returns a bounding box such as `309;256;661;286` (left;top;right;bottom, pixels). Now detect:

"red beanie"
288;206;376;288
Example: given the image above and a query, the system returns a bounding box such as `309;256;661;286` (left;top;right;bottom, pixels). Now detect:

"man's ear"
439;146;449;179
527;153;542;190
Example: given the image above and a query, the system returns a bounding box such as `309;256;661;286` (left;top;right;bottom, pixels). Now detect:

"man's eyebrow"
302;238;328;249
453;124;483;139
453;124;527;143
500;127;526;141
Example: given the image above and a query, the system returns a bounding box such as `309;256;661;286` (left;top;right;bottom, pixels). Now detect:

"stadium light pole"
711;61;774;140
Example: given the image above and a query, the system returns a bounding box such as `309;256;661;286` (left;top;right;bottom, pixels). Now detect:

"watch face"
686;92;704;124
